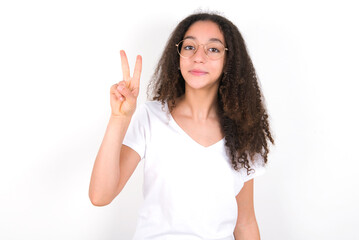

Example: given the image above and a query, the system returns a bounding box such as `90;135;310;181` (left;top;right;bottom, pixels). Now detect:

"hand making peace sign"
110;50;142;117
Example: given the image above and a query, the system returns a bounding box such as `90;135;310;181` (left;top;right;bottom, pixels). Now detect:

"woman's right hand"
110;50;142;117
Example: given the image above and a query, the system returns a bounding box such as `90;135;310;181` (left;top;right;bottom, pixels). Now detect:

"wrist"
109;114;132;123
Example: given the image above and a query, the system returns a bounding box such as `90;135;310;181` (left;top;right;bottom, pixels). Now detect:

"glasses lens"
177;39;197;58
205;42;226;60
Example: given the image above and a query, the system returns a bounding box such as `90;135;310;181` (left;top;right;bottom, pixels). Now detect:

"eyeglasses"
176;39;228;60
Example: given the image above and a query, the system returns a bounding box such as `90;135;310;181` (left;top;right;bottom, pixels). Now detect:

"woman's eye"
208;48;220;53
184;45;195;51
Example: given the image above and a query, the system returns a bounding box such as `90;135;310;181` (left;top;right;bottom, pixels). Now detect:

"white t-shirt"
123;101;265;240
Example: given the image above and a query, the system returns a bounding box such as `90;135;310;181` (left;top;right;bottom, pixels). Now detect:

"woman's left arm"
233;179;261;240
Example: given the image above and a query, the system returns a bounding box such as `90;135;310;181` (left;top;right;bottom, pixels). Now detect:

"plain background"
0;0;358;239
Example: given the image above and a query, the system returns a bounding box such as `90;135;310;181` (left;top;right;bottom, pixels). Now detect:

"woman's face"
179;20;226;92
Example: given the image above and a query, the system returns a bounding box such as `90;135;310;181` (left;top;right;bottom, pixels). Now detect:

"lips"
189;69;208;76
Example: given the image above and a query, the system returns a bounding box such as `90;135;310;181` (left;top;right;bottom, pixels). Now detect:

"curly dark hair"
147;12;274;174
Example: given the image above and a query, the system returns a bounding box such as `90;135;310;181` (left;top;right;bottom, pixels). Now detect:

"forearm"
89;115;131;205
233;220;261;240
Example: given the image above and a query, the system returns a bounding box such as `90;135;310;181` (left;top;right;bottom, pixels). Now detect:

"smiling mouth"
189;70;208;76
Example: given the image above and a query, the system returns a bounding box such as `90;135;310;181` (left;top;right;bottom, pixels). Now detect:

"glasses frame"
175;39;228;60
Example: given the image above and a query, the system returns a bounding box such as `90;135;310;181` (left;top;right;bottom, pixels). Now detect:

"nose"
193;45;207;63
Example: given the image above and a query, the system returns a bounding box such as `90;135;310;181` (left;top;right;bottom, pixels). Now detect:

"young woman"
89;12;274;240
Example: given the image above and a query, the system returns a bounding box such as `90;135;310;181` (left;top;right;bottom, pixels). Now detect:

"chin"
185;79;219;91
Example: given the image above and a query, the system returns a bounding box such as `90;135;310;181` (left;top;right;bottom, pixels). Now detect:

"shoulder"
139;100;169;118
142;100;163;110
134;100;159;115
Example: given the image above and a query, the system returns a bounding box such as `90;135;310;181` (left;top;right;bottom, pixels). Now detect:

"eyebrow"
183;36;225;45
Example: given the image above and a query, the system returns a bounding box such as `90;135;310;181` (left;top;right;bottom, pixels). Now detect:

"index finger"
120;50;130;82
132;55;142;89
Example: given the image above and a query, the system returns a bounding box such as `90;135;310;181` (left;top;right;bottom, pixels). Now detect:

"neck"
178;84;219;121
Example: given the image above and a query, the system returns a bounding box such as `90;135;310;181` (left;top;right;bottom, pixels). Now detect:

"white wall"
0;0;358;239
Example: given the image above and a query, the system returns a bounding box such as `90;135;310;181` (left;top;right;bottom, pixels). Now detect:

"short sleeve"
122;103;149;159
233;153;267;195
